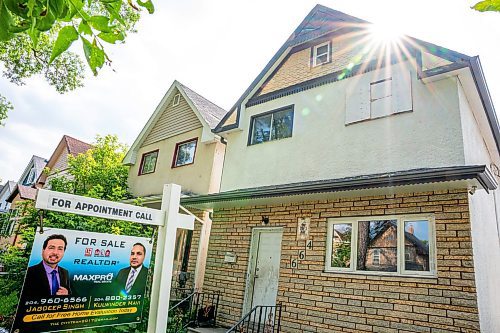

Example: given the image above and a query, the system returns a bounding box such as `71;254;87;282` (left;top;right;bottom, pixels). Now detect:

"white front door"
244;228;283;313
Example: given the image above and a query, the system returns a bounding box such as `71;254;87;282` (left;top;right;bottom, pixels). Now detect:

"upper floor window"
172;93;181;107
22;166;36;185
313;41;331;67
172;139;197;168
139;150;158;175
345;65;413;125
249;106;294;145
326;215;435;277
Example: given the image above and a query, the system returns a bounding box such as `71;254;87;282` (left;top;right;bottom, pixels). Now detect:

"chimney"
408;223;414;235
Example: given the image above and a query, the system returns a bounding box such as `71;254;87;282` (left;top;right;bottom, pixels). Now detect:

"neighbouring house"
1;156;47;248
180;5;500;333
0;181;16;213
123;80;227;290
2;136;91;248
37;135;92;188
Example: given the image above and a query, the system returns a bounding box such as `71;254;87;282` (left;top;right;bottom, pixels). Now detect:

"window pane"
357;220;397;272
141;152;158;174
175;141;196;166
271;109;293;140
316;54;328;64
316;44;329;56
251;114;272;144
404;220;430;271
331;223;352;268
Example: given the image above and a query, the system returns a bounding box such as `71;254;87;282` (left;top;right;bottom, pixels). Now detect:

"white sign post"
34;184;194;333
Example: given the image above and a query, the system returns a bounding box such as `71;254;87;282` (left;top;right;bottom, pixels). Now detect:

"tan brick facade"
196;189;480;332
258;35;366;96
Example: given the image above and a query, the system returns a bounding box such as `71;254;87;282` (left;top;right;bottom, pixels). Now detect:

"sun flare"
369;22;403;44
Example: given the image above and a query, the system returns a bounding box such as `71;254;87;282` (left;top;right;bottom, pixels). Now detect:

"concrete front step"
187;327;227;333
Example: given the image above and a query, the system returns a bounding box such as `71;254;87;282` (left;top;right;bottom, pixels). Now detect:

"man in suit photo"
115;243;149;295
23;234;72;298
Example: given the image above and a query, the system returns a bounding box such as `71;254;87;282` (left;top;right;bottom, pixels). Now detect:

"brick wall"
197;189;480;332
259;36;366;96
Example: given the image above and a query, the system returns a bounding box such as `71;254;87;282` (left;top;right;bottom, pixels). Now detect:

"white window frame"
313;41;331;67
172;93;181;107
325;214;436;277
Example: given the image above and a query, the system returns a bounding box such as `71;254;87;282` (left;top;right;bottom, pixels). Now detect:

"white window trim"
325;214;437;278
313;41;331;67
172;93;181;107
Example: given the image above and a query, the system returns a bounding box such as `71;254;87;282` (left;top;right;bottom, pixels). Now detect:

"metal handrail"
226;304;282;333
168;290;221;333
169;290;197;313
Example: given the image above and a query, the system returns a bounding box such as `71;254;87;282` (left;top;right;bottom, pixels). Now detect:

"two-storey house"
1;155;47;248
124;81;227;290
0;181;16;213
36;135;92;188
182;5;500;332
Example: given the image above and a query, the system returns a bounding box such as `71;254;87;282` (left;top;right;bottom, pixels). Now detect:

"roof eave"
467;56;500;154
181;165;496;207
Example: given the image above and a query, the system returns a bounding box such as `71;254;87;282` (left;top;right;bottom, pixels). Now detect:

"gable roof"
18;155;48;185
179;82;227;129
288;4;367;47
65;135;92;156
214;4;369;133
123;80;227;165
213;5;500;154
6;184;38;202
0;181;16;198
37;135;92;185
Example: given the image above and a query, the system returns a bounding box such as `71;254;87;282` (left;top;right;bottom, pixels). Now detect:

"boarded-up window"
345;64;412;125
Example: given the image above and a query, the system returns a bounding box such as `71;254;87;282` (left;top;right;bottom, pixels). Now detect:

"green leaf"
36;10;56;31
48;0;69;19
104;2;126;25
4;0;29;17
137;0;154;14
0;2;14;41
27;18;40;47
26;0;36;17
78;20;92;35
64;0;84;21
81;37;105;75
98;31;124;44
9;20;30;33
49;25;78;63
472;0;500;11
89;15;112;32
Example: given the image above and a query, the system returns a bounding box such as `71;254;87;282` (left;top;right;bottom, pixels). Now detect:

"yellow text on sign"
23;307;137;322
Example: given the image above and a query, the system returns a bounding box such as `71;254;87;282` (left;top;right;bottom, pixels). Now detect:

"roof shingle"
179;83;227;129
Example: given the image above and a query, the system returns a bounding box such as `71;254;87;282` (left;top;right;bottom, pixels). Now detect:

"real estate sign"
12;228;153;333
35;189;164;225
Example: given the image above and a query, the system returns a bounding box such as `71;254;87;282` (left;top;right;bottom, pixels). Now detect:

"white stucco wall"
458;81;492;166
221;64;465;191
468;189;500;333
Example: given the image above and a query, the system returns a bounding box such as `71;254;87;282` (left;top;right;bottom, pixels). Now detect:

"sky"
1;0;499;183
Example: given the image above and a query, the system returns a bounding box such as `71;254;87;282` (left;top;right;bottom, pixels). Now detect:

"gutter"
467;56;500;154
181;165;496;205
